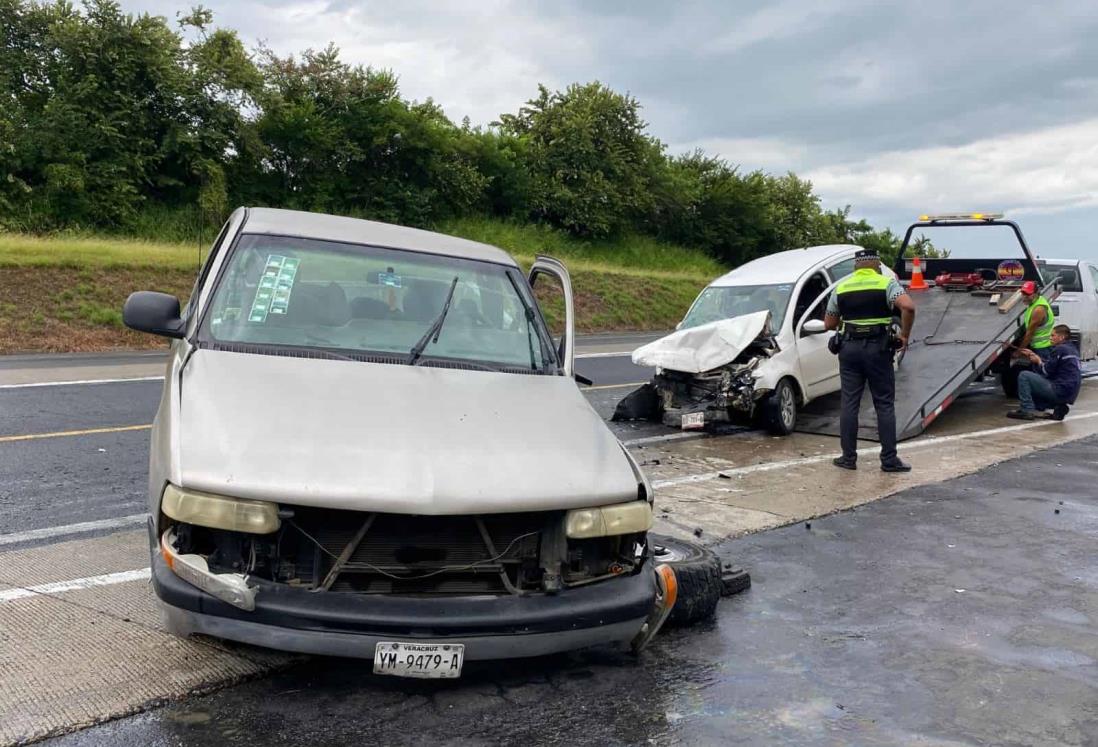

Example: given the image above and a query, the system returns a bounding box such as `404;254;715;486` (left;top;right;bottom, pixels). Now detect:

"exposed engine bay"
614;311;780;430
162;506;647;598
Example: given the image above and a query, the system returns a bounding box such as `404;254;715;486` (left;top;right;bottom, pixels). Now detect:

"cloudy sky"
130;0;1098;260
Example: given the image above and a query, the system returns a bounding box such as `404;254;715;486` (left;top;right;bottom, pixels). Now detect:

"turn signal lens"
161;484;280;534
565;501;653;539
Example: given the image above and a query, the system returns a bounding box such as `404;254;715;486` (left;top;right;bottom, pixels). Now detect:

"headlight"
565;501;653;539
161;484;280;534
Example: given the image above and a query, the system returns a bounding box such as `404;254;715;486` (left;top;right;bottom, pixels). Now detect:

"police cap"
854;249;880;261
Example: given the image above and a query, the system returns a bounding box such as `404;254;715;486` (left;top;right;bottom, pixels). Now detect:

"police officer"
824;249;916;472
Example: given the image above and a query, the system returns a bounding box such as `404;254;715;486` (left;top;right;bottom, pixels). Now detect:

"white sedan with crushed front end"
615;244;896;434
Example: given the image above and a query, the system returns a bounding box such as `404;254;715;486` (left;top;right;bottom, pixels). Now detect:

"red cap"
1021;280;1037;294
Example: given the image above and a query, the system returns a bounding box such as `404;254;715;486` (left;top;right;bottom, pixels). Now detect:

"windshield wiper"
407;276;459;366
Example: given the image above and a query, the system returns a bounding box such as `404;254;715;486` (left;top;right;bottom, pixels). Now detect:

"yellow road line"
0;424;152;444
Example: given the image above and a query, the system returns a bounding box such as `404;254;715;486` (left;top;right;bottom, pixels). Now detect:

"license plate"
373;641;464;679
681;411;705;430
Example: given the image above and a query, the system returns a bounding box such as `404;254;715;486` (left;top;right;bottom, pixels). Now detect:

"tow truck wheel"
648;534;722;626
761;378;798;435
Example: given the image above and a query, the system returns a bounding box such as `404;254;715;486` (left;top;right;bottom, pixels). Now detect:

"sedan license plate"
373;641;464;679
681;411;706;430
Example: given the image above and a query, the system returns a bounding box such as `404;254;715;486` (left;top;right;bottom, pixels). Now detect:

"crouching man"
1007;324;1082;421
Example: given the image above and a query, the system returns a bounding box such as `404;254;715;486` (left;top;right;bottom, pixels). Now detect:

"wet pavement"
47;435;1098;747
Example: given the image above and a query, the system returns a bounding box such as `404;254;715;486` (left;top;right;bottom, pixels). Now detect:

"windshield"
1040;262;1083;292
680;283;792;331
200;234;556;372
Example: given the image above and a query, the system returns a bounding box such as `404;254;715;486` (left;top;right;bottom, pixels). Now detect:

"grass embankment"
0;221;721;354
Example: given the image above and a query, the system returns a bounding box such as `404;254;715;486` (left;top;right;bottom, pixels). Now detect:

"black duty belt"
843;324;890;340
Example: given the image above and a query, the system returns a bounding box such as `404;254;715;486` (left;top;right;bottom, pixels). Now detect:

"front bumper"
151;542;657;661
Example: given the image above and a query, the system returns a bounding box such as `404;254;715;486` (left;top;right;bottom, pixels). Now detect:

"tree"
498;82;662;238
0;0;259;231
243;44;486;225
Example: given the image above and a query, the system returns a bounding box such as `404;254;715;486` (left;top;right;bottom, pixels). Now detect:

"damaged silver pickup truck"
615;244;879;435
122;207;720;679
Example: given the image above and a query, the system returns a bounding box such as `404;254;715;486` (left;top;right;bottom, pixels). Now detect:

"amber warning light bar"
917;212;1005;222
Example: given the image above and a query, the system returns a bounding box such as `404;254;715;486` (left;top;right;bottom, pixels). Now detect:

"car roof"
707;244;862;287
240;208;518;266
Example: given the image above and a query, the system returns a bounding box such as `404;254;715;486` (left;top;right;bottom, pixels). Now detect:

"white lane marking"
585;381;645;391
0;514;146;547
575;351;635;359
652;411;1098;489
0;375;164;390
0;567;151;603
623;432;708;446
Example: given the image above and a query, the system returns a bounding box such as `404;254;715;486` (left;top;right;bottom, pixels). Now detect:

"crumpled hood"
632;310;771;373
175;350;639;514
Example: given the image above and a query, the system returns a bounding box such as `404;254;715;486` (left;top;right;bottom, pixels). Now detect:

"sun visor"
632;310;772;373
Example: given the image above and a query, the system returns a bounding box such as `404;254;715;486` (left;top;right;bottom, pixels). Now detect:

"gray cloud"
121;0;1098;258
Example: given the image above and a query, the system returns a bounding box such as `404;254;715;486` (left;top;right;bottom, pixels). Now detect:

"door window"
826;257;856;283
1089;265;1098;293
792;272;830;330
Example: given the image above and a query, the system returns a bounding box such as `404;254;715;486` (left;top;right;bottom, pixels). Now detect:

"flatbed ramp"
795;213;1066;442
796;288;1025;441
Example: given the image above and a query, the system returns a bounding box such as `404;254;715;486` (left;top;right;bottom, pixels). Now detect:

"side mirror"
802;319;828;335
123;291;185;339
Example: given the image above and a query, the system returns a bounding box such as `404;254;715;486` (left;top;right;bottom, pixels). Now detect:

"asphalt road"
0;339;661;543
46;435;1098;747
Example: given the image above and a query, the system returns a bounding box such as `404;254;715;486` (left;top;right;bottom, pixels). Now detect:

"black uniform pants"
838;336;898;463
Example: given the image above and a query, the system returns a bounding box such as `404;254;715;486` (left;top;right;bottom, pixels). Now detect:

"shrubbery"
0;0;904;265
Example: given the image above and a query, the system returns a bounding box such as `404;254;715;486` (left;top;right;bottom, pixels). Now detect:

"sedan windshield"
680;283;793;331
200;234;556;372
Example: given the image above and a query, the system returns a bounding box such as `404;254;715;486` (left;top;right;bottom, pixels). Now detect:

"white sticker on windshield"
249;255;300;322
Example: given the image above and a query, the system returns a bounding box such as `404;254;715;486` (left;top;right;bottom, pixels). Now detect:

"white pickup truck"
1039;258;1098;360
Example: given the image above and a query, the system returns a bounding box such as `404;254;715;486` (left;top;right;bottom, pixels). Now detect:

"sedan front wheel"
761;378;798;435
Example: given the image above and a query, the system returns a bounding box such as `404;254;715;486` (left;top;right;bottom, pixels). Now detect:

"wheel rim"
651;542;689;563
780;384;796;427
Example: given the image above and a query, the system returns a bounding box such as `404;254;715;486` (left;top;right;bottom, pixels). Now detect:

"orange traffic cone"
910;256;929;290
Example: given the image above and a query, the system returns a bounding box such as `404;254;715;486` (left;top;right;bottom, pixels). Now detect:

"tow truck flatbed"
795;216;1059;442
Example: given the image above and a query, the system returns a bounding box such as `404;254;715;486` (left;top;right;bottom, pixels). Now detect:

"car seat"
280;282;350;326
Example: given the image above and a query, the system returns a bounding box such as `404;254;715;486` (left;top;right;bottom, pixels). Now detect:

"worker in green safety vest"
825;249;916;473
1014;280;1055;362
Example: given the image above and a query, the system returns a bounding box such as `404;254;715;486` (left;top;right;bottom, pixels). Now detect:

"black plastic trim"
151;546;655;638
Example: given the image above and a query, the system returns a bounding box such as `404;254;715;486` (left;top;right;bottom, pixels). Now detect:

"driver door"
793;271;839;400
528;256;575;377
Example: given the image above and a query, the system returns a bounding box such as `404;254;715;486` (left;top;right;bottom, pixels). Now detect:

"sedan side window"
826;257;856;283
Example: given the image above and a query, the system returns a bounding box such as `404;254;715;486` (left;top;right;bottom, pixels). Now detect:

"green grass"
0;216;722;351
1;215;726;279
0;233;203;271
438;217;726;279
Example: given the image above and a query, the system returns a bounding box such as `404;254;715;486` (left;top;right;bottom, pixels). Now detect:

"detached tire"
761;378;798;435
648;534;722;627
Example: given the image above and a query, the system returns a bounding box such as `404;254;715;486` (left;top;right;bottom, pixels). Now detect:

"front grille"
286;507;548;595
